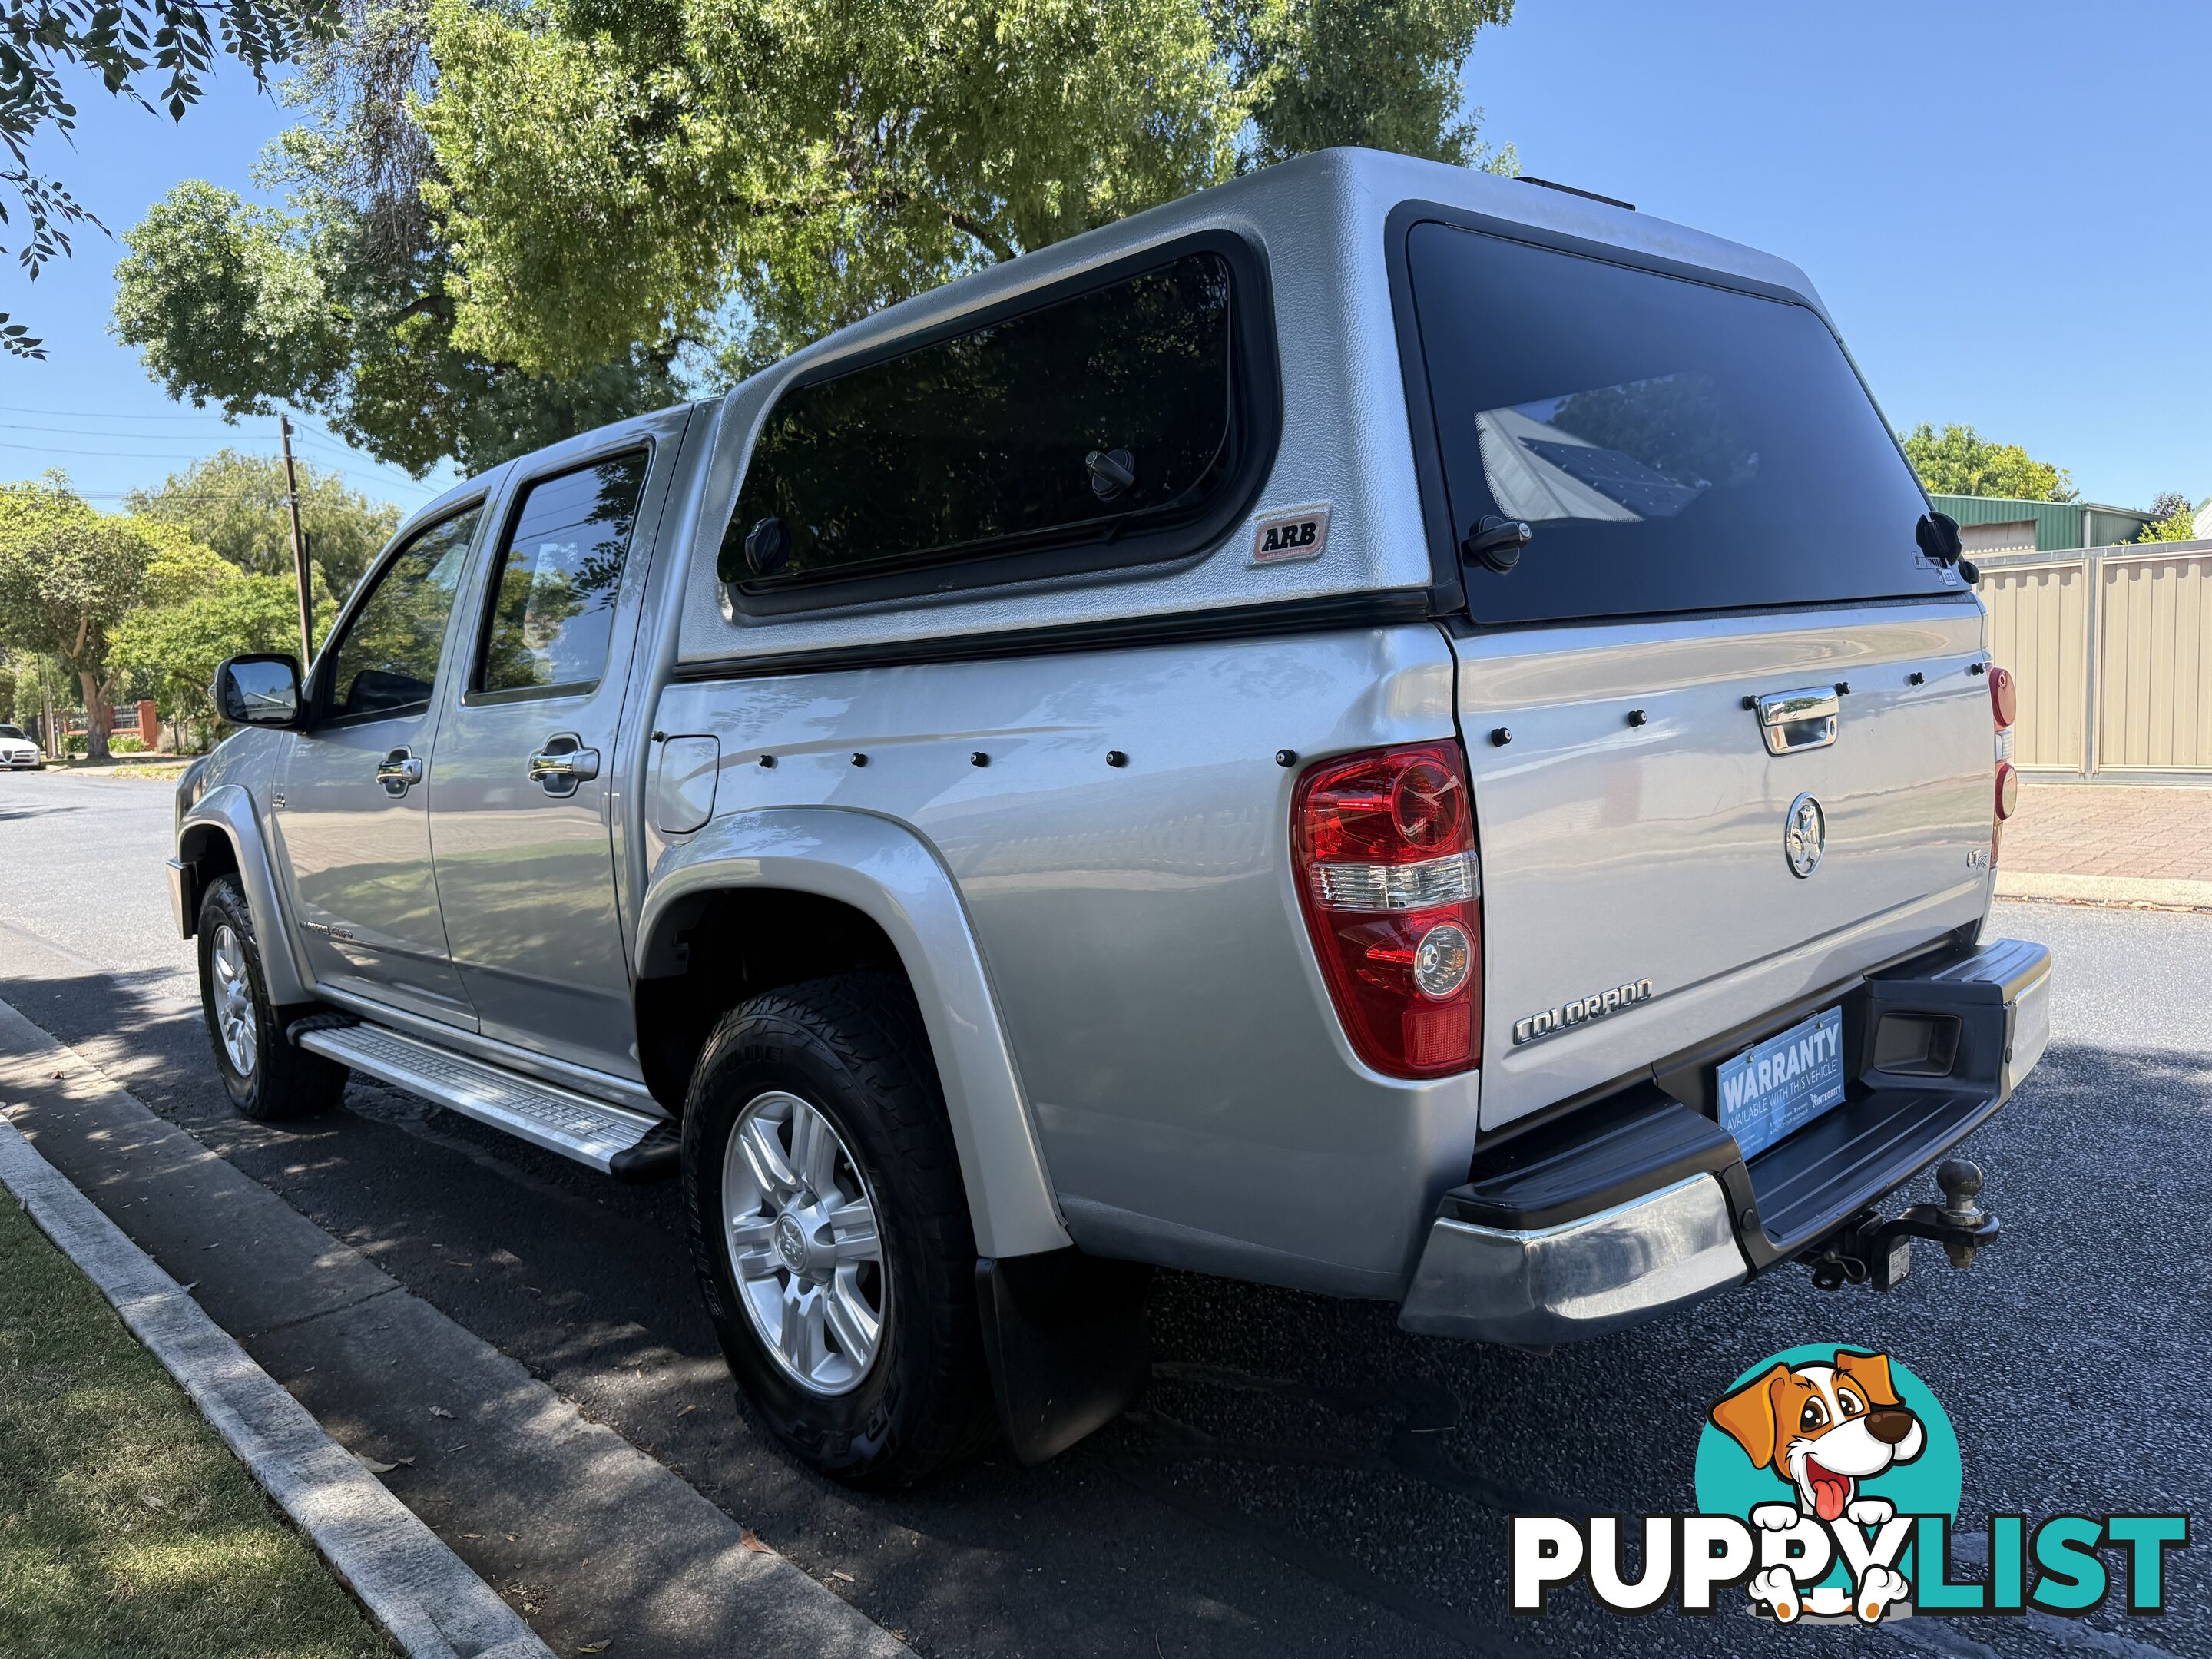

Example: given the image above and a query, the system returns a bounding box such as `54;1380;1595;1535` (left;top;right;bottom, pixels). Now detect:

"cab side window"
720;251;1237;594
323;507;482;721
476;452;650;696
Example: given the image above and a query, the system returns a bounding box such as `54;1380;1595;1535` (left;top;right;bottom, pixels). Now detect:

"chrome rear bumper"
1398;1174;1745;1346
1399;935;2053;1347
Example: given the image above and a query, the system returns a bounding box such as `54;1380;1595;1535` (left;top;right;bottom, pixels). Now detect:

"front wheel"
196;875;348;1121
681;974;995;1487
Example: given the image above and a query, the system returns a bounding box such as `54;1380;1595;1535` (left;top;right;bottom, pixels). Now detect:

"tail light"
1988;665;2017;865
1291;741;1481;1078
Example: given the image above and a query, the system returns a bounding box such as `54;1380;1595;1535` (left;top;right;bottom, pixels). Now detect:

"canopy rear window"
1406;223;1961;624
720;247;1251;602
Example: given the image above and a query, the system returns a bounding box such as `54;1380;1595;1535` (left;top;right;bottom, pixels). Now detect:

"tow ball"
1797;1159;2000;1293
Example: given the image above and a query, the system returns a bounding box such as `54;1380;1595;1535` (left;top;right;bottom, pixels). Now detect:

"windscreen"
1407;223;1961;624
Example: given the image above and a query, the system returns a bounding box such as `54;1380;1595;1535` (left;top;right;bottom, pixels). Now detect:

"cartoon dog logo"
1709;1349;1925;1621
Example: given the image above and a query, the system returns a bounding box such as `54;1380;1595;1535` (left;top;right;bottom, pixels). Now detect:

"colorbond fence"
1977;541;2212;784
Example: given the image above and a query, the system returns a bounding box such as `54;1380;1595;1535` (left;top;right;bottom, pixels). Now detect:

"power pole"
280;414;313;661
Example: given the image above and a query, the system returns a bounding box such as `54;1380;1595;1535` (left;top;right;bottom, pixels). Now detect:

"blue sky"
4;0;2203;515
1470;0;2207;511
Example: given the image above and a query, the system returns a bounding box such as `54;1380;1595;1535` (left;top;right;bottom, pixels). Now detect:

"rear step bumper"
292;1020;678;1180
1398;935;2052;1346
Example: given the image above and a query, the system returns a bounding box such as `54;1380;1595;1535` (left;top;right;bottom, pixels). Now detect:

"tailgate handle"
1756;687;1839;755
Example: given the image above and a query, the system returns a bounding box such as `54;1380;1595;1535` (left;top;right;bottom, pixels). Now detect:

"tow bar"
1797;1159;2000;1293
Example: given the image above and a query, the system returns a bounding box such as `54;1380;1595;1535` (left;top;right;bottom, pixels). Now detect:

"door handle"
528;734;601;796
376;747;425;796
1754;687;1840;756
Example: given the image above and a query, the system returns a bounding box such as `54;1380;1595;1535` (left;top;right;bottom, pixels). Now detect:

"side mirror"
1916;510;1963;567
214;654;303;727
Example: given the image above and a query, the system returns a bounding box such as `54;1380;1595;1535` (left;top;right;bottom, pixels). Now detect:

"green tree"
0;475;165;759
2136;492;2200;543
1900;422;2078;504
422;0;1518;381
2;0;340;357
1229;0;1518;171
124;447;402;604
110;541;331;743
111;177;680;479
114;0;1515;470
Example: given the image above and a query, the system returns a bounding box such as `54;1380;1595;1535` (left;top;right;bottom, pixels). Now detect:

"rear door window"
722;250;1239;594
476;451;650;695
1406;224;1961;624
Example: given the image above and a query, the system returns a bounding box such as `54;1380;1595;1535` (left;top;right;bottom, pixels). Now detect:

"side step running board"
292;1020;677;1180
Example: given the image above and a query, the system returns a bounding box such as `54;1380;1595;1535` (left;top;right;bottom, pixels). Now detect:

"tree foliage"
114;0;1515;472
0;475;168;758
1900;422;2078;505
125;446;402;602
2136;492;2201;543
111;175;680;478
110;541;330;737
2;0;339;357
423;0;1518;379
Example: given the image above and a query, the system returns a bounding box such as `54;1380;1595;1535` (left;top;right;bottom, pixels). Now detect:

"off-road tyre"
196;875;348;1121
682;972;997;1487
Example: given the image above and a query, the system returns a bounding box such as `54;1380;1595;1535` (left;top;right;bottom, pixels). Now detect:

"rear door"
1399;221;1996;1128
426;416;684;1079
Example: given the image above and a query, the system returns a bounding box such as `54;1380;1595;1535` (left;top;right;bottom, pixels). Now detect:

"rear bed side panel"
1454;601;1994;1130
649;623;1479;1298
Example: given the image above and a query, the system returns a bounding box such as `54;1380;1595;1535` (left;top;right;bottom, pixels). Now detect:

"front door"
273;504;485;1025
428;428;677;1079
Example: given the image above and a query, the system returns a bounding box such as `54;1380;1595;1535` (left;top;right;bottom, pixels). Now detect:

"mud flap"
975;1249;1152;1465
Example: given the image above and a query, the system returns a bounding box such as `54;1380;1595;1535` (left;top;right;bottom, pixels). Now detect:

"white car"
0;725;45;770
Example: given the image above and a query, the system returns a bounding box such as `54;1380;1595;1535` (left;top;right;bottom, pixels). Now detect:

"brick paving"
2004;783;2212;881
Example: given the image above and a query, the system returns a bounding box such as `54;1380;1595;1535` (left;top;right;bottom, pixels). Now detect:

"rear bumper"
1401;1173;1745;1346
1399;935;2052;1346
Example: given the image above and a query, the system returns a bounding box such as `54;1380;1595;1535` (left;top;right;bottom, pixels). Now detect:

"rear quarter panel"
649;624;1479;1297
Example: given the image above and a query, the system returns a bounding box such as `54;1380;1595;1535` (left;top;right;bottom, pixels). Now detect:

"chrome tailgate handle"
1755;687;1839;755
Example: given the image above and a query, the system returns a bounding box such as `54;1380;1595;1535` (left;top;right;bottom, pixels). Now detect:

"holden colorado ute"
171;148;2051;1486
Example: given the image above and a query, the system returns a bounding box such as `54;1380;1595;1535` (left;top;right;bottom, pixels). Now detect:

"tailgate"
1455;601;1995;1129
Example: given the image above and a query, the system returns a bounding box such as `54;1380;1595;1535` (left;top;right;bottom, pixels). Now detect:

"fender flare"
177;783;315;1008
637;808;1071;1260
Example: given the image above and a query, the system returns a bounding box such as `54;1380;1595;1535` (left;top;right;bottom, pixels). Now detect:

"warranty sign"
1718;1006;1845;1159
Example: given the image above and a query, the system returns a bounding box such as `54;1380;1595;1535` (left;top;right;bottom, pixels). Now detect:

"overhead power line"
0;403;256;421
0;441;440;497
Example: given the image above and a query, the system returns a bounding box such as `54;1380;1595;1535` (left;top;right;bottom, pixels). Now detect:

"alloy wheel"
210;924;257;1078
721;1090;888;1396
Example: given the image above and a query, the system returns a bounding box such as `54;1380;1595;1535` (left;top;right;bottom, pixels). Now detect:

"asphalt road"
4;767;2207;1658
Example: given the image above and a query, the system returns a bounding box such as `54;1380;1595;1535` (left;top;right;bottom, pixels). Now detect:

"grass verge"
0;1197;390;1657
55;757;193;780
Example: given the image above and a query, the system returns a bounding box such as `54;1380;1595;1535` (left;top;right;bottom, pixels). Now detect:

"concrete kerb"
1996;871;2212;911
0;992;916;1659
0;1118;553;1659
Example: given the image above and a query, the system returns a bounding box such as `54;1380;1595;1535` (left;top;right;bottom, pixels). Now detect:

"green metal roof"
1931;495;2151;553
